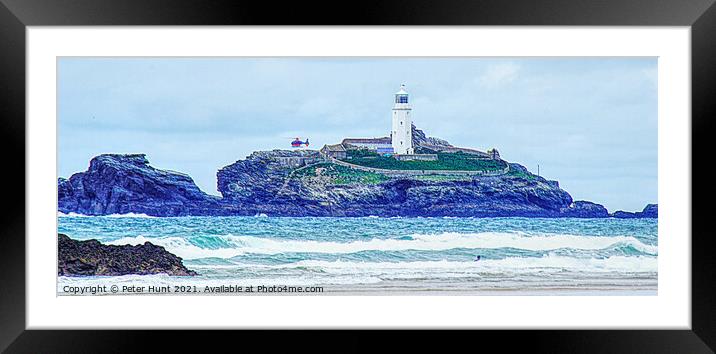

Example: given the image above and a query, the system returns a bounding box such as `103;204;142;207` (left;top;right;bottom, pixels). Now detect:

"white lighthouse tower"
391;84;414;155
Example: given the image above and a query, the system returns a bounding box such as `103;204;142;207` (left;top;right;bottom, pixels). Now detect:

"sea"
57;214;658;295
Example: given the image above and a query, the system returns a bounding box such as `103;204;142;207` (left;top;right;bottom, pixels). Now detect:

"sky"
58;58;657;212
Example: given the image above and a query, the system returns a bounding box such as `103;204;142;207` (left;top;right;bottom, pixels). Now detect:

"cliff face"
58;152;649;218
216;150;323;207
58;154;221;216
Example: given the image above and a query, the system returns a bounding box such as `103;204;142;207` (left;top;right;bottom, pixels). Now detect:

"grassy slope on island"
340;149;507;171
293;162;391;185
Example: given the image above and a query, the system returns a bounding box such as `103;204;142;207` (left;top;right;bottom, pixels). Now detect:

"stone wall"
419;144;490;157
274;156;323;168
395;154;438;161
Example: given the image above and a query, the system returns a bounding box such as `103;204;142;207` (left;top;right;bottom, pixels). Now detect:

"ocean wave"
105;213;155;218
106;232;658;260
58;212;155;218
194;255;658;274
58;212;89;217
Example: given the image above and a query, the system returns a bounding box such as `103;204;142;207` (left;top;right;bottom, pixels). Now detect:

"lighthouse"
391;84;414;155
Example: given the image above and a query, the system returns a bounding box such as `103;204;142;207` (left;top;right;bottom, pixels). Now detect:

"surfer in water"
474;255;481;262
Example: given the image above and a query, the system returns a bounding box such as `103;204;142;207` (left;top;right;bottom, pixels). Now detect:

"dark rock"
612;210;638;218
612;204;658;218
561;201;610;218
58;233;197;276
640;204;658;218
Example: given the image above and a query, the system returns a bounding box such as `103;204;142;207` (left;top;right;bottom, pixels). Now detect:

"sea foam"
106;232;657;260
223;255;658;274
58;212;155;218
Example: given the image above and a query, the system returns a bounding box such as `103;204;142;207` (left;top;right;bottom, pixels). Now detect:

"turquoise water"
58;214;658;293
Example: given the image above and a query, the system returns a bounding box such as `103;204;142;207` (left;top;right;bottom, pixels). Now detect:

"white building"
391;84;414;155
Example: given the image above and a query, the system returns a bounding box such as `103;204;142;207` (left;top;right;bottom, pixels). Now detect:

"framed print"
2;0;715;352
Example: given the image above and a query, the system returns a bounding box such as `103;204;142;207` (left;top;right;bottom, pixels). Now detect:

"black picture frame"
1;0;714;352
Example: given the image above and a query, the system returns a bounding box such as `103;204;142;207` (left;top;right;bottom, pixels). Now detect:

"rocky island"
57;125;655;218
611;204;658;218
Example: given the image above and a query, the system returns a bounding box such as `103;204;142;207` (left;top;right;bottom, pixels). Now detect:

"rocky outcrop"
58;154;223;216
612;204;658;218
412;124;452;147
561;201;610;218
58;233;196;276
641;204;658;218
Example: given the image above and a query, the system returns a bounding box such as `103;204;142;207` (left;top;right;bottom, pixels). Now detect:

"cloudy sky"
58;58;657;212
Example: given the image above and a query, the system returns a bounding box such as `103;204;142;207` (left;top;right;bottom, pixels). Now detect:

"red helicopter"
290;137;310;148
